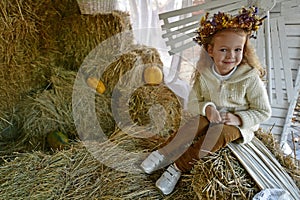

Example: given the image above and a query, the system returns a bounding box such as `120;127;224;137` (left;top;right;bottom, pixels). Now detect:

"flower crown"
194;6;267;46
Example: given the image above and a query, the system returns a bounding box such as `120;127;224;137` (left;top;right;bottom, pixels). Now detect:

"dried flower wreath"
194;6;267;46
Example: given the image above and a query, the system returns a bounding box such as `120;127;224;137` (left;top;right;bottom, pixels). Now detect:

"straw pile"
191;147;260;199
0;132;196;200
1;128;299;199
114;84;182;138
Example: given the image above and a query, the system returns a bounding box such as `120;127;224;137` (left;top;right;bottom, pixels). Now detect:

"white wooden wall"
260;0;300;144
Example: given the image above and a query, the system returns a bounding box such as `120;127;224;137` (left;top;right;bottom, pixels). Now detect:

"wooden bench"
159;0;245;55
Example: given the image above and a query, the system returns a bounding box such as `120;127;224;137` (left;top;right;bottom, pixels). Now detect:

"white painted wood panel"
281;0;300;16
281;68;300;142
279;18;294;101
270;18;285;105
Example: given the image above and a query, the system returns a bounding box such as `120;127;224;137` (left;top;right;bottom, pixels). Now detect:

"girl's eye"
235;48;242;52
220;49;227;52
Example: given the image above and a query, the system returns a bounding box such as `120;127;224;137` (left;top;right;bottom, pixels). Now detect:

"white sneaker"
155;164;181;195
140;150;167;174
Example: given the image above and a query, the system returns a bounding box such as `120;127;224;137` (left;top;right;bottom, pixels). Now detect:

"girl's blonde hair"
192;28;265;83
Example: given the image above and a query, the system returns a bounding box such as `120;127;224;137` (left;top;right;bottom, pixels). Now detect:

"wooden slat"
169;41;196;55
270;94;288;104
270;107;289;118
270;18;284;105
202;2;243;15
159;4;203;20
269;101;289;109
287;37;300;48
158;0;243;20
285;27;300;36
284;14;300;24
265;14;273;103
253;28;266;66
281;0;300;16
270;2;281;14
278;17;294;102
270;79;294;90
290;61;300;69
162;22;199;39
288;48;300;59
270;96;289;104
281;67;300;143
166;32;196;46
262;117;286;127
161;14;201;30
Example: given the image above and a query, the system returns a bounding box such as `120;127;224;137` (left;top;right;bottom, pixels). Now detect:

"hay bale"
0;0;54;113
114;84;182;138
2;68;115;153
79;45;163;96
51;0;82;16
101;47;163;93
53;10;133;72
0;0;75;113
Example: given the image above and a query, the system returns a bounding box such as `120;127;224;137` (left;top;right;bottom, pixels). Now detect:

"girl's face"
207;30;247;75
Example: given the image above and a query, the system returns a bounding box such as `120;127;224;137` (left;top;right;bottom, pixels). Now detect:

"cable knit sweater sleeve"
187;75;216;116
234;75;272;129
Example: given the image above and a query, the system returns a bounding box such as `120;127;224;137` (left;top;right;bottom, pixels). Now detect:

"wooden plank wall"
260;1;300;142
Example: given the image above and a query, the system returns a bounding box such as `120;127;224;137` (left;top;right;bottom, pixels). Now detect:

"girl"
140;7;272;195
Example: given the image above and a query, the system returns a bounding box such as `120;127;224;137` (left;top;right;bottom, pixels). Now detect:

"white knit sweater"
187;64;272;144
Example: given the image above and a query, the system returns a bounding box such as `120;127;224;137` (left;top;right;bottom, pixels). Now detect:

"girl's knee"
220;125;241;143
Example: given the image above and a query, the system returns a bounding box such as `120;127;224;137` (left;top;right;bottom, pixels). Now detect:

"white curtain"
116;0;193;109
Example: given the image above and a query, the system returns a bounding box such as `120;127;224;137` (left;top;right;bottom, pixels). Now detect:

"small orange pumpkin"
143;65;163;85
86;77;106;94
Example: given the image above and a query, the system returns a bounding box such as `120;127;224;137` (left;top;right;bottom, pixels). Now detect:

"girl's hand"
221;112;242;126
205;106;223;123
